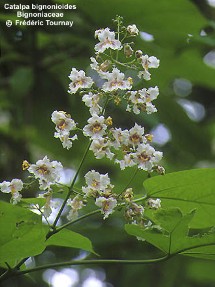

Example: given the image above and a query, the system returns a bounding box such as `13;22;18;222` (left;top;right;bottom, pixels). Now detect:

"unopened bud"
22;160;30;170
145;134;153;142
100;60;111;72
128;77;133;85
157;166;165;175
124;44;133;57
114;96;121;105
135;50;143;58
105;116;113;126
103;188;112;197
123;188;133;202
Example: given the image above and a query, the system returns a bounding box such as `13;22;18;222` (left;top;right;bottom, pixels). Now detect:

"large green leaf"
20;197;46;208
46;228;96;254
125;208;215;260
0;201;46;267
144;168;215;228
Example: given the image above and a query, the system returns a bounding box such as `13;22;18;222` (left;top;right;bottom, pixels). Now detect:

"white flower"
126;91;143;114
67;196;85;220
127;24;139;35
115;153;136;170
139;87;159;114
0;178;23;194
54;133;78;150
138;70;151;81
111;127;129;149
90;57;110;77
83;114;107;139
82;92;102;115
51;111;77;134
95;196;117;219
0;179;23;204
27;156;63;191
148;198;161;209
95;28;122;53
102;68;132;92
90;138;114;160
11;191;22;205
147;86;159;101
128;123;145;146
90;57;100;71
139;55;160;81
84;170;110;189
127;87;159;115
68;68;93;94
82;170;113;197
134;144;163;171
141;55;160;69
51;111;78;149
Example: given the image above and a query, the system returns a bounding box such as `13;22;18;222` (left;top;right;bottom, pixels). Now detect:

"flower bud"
135;50;143;58
124;44;133;57
156;166;165;175
123;188;133;202
100;60;111;72
22;160;30;170
105;116;113;126
145;134;153;142
114;96;121;105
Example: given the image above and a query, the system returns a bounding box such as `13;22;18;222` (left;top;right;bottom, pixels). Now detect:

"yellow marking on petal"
138;153;150;162
92;123;102;133
58;119;66;130
130;133;141;143
37;164;50;175
92;180;99;188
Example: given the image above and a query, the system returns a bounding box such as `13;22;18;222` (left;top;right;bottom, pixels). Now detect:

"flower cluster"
62;17;164;221
0;17;163;226
81;170;117;219
63;17;163;175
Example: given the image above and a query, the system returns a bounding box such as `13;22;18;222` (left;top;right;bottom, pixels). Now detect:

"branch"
14;255;171;276
52;140;92;229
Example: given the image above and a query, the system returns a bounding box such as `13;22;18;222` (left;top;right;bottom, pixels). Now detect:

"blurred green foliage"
1;0;215;286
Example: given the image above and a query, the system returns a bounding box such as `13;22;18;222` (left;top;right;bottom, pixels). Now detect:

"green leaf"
125;208;215;260
0;201;46;268
144;168;215;228
20;197;46;208
46;228;96;254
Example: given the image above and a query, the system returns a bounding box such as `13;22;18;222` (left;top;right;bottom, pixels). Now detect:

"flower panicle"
1;17;164;226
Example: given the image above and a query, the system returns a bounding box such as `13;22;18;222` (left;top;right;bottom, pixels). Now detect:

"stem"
52;196;147;235
53;209;100;235
119;167;139;196
116;17;120;61
52;140;92;229
13;255;170;277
